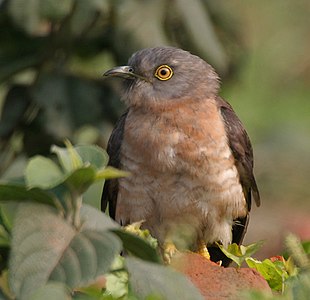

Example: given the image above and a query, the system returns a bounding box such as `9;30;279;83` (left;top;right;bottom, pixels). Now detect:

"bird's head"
104;47;220;109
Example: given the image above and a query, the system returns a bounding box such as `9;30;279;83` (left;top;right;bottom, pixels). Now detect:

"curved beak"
103;66;148;81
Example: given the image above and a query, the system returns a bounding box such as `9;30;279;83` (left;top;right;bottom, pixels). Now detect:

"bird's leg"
197;239;210;260
163;240;179;264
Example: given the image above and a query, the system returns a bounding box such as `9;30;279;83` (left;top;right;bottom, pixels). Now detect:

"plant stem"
71;189;82;229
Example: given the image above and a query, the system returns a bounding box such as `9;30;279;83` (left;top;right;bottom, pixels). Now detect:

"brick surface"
171;252;271;300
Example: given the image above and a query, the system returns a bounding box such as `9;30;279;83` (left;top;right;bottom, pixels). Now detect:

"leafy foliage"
218;237;310;299
126;257;204;300
0;144;204;300
216;241;264;267
112;228;160;264
29;282;70;300
9;203;121;300
246;257;293;292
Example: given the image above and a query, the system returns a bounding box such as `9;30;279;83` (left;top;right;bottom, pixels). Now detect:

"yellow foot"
163;241;179;264
197;240;210;260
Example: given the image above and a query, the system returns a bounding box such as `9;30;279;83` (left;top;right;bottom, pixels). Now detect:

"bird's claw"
197;240;210;260
163;241;179;264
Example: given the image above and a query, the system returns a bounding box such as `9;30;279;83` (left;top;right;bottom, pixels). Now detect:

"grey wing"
101;110;128;219
209;97;260;266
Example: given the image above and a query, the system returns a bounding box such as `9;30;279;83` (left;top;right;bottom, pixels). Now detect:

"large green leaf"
29;282;71;300
246;257;286;291
79;204;118;231
0;184;55;206
75;145;109;170
65;166;97;194
126;257;204;300
111;229;160;263
9;203;121;300
288;271;310;300
25;156;64;189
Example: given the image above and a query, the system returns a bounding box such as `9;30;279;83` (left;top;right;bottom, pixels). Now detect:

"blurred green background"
0;0;309;258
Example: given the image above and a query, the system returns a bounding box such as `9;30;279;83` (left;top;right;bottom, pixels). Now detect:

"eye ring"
154;65;173;81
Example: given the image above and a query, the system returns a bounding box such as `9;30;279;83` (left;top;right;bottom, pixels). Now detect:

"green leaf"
24;149;107;192
0;203;18;232
29;282;71;300
52;144;109;173
52;144;83;174
9;203;121;300
217;241;264;267
0;225;10;247
82;180;104;209
111;229;161;264
285;256;299;277
25;156;64;189
65;166;97;193
125;257;204;300
246;257;286;291
80;204;119;231
96;167;130;180
302;241;310;255
0;184;55;206
287;271;310;300
75;145;109;170
0;270;14;300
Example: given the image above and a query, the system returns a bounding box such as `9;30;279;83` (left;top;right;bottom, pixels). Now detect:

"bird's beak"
103;66;148;81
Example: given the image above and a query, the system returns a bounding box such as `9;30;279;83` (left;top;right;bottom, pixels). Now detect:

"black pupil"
160;69;167;76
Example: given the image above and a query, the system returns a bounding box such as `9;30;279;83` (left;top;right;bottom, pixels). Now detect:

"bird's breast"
122;100;232;175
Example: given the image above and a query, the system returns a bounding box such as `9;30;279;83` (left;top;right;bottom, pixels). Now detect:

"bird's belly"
116;158;246;247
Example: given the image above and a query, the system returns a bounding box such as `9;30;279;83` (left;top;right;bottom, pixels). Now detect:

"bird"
101;46;260;266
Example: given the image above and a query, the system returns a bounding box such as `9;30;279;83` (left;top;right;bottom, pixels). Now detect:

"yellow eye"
154;65;173;81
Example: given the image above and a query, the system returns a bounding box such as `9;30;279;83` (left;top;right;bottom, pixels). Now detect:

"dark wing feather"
101;110;128;219
209;97;260;267
217;96;260;209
